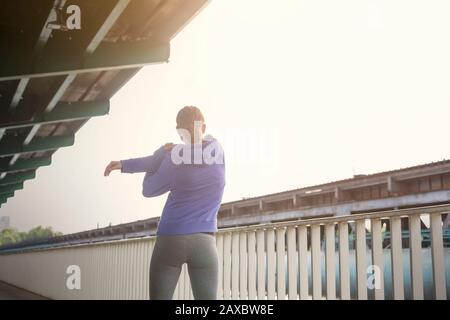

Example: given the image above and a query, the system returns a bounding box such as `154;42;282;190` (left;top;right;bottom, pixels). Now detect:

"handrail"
0;204;448;300
1;204;449;254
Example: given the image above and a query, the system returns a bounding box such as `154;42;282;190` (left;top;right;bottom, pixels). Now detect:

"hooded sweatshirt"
120;135;225;235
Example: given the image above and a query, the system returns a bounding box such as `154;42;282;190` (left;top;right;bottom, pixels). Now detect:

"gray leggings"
149;232;219;300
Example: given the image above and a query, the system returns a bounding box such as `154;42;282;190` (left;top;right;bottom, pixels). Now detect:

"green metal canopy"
0;0;209;207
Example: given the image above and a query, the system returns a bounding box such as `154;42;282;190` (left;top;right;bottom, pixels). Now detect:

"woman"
104;106;225;300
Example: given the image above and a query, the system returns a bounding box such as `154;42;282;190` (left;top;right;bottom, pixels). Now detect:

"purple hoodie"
120;135;225;235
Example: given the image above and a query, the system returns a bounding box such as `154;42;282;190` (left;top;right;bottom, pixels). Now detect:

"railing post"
125;242;131;299
409;214;424;300
267;228;276;300
113;243;119;299
276;227;286;300
390;216;404;300
371;218;385;300
356;219;367;300
297;225;309;300
256;229;266;300
247;230;257;300
120;243;126;299
325;223;336;300
239;231;248;300
311;224;322;300
430;212;447;300
231;232;240;299
139;242;145;300
287;226;297;300
339;222;350;300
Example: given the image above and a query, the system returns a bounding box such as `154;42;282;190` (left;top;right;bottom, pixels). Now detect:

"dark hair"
176;106;205;129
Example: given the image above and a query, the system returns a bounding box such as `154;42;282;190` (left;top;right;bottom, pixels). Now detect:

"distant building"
0;216;10;232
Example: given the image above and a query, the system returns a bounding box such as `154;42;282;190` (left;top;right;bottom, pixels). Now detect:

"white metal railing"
0;204;448;300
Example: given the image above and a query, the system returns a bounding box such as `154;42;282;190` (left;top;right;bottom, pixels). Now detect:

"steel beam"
0;100;109;130
19;74;76;153
7;0;62;112
0;192;14;198
0;183;23;194
0;41;170;81
85;0;131;54
0;135;74;157
0;157;51;173
0;171;36;186
9;79;30;112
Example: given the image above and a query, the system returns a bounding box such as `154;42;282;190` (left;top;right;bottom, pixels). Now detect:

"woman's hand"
104;161;122;176
105;143;172;176
164;143;174;151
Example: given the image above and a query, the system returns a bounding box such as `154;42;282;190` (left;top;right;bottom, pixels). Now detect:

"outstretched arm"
142;154;175;197
120;146;166;174
104;143;174;176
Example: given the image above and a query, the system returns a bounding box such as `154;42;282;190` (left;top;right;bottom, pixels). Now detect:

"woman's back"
143;136;225;235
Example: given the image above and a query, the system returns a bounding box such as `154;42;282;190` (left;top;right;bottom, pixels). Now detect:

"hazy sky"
3;0;450;234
